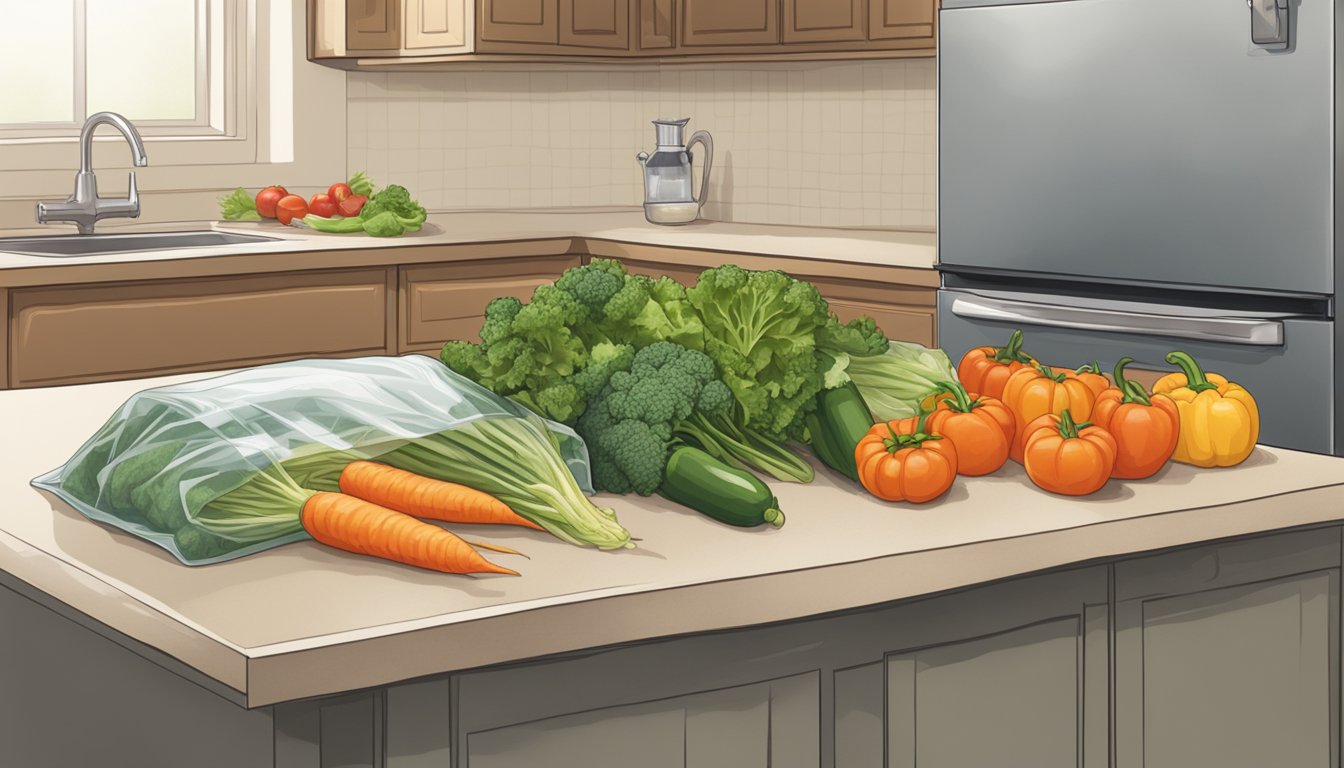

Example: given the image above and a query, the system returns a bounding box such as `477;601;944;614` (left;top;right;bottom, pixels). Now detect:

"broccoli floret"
106;442;180;512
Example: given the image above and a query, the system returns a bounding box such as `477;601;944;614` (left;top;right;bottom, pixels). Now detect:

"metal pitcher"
636;118;713;225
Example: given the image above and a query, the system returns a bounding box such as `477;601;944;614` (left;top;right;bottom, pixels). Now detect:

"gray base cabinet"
2;526;1341;767
1115;528;1341;768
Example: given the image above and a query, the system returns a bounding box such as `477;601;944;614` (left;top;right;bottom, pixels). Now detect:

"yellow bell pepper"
1151;351;1259;467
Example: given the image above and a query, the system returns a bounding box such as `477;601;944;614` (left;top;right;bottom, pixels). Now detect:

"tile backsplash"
347;59;936;229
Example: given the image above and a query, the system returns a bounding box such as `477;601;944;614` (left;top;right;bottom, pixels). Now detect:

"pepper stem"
933;380;979;413
1165;350;1219;393
991;329;1034;365
1111;357;1152;405
1032;361;1068;382
883;420;941;453
1056;408;1093;439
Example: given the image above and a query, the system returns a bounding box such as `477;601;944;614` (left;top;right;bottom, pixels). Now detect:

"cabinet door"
400;255;582;353
681;0;779;47
811;276;937;347
869;0;934;42
1114;528;1341;768
9;269;394;388
783;0;866;44
405;0;470;50
880;567;1110;768
347;0;402;50
638;0;675;49
558;0;629;49
477;0;557;44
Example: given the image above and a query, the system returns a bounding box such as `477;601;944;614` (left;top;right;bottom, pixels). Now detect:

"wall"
348;59;936;230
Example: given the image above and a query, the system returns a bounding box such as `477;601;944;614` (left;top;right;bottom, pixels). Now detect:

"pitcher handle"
686;130;713;209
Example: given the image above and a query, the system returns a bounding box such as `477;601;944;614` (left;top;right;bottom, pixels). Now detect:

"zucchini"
660;446;784;528
806;382;874;481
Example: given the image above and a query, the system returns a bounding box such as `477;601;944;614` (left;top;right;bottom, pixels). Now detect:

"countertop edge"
0;527;249;700
240;482;1344;707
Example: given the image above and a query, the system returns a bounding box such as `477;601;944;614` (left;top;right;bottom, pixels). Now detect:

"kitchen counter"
0;210;937;288
4;368;1344;710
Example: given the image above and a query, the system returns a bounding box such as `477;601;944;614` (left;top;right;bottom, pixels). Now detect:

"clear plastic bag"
32;356;595;565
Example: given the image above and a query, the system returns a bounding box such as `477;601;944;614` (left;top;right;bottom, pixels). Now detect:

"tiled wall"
347;59;936;229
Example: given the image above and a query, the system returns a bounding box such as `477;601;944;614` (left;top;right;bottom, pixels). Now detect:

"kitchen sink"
0;230;280;257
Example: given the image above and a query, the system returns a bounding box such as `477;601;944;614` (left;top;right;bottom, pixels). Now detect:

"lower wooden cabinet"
399;254;582;353
8;269;395;388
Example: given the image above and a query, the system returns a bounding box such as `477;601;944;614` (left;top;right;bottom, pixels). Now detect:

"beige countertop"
5;367;1344;708
0;210;937;286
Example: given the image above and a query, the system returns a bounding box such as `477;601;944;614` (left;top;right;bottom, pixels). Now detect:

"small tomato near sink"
308;193;338;219
276;194;308;225
255;185;287;219
328;182;353;203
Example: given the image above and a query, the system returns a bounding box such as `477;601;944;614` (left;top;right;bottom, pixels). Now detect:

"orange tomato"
1089;357;1179;479
921;383;1014;476
1001;362;1099;463
855;421;958;503
1021;409;1117;496
957;329;1036;401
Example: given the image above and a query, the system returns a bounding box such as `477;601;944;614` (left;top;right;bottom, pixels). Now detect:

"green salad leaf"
218;188;260;221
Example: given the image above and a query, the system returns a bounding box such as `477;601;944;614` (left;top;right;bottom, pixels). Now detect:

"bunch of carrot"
305;460;539;576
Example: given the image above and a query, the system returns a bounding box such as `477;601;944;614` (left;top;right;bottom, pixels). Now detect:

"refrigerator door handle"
1249;0;1290;50
950;295;1285;346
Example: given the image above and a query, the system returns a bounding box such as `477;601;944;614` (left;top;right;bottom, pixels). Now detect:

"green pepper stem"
934;380;980;413
1111;357;1152;405
1057;408;1093;439
1031;361;1067;382
991;329;1034;365
1165;350;1219;393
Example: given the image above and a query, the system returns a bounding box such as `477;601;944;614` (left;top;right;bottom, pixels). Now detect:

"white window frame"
0;0;348;231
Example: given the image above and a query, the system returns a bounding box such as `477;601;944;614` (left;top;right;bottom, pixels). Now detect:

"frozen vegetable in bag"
33;356;626;565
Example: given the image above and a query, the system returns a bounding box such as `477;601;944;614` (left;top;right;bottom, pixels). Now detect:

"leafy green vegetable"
348;171;374;197
218;188;261;221
301;214;366;233
842;340;958;421
686;265;833;441
440;259;699;424
576;342;812;495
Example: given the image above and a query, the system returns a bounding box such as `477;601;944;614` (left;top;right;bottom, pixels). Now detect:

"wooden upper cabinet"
639;0;675;49
346;0;402;50
680;0;778;47
783;0;865;44
478;0;557;45
559;0;629;50
869;0;935;42
404;0;469;49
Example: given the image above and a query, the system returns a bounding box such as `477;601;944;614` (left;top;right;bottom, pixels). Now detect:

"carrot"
338;460;543;531
301;492;518;576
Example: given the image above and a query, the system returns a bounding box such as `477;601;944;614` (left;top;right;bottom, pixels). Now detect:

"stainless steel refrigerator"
936;0;1340;455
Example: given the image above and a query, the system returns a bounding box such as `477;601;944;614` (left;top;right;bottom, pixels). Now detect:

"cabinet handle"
950;295;1284;346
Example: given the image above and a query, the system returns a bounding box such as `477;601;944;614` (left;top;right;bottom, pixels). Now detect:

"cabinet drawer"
400;254;582;352
10;269;393;388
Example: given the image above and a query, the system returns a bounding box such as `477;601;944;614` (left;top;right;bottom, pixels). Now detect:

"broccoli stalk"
577;342;812;495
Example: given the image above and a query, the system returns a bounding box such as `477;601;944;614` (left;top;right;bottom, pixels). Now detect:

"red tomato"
255;185;288;219
337;194;367;218
276;194;308;225
308;193;338;219
328;183;353;203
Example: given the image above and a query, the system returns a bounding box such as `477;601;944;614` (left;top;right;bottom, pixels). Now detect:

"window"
0;0;239;138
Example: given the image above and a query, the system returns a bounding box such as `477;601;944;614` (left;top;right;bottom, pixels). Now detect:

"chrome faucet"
36;112;149;234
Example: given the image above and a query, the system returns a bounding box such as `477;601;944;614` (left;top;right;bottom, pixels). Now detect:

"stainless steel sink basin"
0;230;280;257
